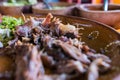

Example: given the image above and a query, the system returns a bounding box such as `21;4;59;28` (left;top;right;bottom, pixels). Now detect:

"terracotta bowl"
32;2;76;15
1;14;120;80
78;4;120;29
0;2;32;15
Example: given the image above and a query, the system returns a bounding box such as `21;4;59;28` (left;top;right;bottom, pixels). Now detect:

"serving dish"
32;2;76;15
0;14;120;80
78;4;120;29
0;3;24;15
0;1;34;15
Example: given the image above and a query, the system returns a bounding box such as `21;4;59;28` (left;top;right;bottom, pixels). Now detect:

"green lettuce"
0;16;23;46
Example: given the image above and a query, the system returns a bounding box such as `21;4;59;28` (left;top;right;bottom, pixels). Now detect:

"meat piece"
42;37;69;61
82;45;111;63
16;17;43;37
82;45;90;53
55;60;73;74
113;75;120;80
41;54;56;68
59;36;69;42
56;60;86;74
59;24;76;34
49;22;60;37
42;35;55;49
22;37;31;42
32;27;43;34
66;38;84;49
93;54;111;63
52;17;61;24
88;58;110;80
8;37;18;46
39;74;67;80
16;25;31;37
42;13;53;26
66;60;86;73
15;44;44;80
32;34;40;45
28;17;42;27
23;16;43;27
86;52;111;63
57;41;90;63
59;23;78;38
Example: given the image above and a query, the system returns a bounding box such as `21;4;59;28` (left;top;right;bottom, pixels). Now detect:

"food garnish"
3;0;37;6
0;15;23;46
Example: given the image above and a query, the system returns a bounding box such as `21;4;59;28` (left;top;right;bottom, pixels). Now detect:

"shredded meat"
0;13;111;80
15;44;44;80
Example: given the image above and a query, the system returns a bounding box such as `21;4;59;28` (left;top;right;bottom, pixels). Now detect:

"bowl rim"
32;2;76;11
79;3;120;13
0;2;33;7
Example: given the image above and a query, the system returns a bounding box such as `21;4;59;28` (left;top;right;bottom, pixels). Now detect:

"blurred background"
37;0;120;4
0;0;120;4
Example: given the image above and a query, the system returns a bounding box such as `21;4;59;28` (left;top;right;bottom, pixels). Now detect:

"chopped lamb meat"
0;13;111;80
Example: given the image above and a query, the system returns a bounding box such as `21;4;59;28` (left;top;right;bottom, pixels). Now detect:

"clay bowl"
1;14;120;80
32;2;76;15
79;4;120;29
0;2;32;15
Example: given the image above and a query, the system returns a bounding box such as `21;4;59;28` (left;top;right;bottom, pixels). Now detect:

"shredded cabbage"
5;0;37;6
0;16;23;31
0;16;23;46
